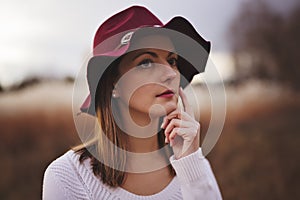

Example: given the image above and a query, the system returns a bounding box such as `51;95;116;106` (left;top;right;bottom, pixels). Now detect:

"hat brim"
81;17;211;115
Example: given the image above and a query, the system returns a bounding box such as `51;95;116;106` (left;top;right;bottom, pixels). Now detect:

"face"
114;35;181;125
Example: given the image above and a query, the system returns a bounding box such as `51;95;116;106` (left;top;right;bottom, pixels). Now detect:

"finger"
169;127;197;148
168;127;190;147
166;109;193;121
168;128;178;147
169;127;192;140
169;124;199;141
164;118;192;136
179;87;194;117
161;117;170;143
165;108;181;120
160;116;169;129
164;129;170;143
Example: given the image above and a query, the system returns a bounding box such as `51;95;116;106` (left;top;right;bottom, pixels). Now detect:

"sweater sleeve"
170;148;223;200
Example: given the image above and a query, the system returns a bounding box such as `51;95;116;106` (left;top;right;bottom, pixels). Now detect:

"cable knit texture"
43;148;222;200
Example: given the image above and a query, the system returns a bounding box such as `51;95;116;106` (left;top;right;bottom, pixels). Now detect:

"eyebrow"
132;51;177;61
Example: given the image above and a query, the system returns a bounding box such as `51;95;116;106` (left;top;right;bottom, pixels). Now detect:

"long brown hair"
74;55;175;187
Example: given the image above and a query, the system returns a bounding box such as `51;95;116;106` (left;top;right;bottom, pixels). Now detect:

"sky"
0;0;297;89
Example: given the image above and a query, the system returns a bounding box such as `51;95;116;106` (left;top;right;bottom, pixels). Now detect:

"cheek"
118;82;134;101
175;70;181;84
117;83;152;110
117;75;141;101
116;71;150;101
129;85;155;104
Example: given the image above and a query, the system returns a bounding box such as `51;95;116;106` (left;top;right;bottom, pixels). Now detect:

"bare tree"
229;0;300;90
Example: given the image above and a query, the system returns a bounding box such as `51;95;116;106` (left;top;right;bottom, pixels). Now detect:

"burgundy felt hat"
80;5;211;115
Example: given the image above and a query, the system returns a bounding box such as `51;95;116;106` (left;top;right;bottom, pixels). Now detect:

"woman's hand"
161;87;200;159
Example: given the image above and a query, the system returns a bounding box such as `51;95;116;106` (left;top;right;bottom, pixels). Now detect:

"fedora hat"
80;5;211;115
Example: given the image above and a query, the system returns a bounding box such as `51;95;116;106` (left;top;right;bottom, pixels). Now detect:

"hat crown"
93;6;163;53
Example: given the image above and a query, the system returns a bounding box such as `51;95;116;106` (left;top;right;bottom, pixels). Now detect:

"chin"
148;102;177;117
164;103;177;115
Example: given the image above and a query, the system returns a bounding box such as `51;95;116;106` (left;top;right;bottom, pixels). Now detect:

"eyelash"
137;57;178;69
137;59;153;69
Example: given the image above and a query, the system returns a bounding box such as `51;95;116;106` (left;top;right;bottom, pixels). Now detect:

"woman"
43;6;222;199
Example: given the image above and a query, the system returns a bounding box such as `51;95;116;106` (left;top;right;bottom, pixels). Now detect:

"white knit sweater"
42;148;222;199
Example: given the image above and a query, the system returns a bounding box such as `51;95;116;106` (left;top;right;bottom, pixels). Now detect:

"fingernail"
160;122;164;129
161;118;165;128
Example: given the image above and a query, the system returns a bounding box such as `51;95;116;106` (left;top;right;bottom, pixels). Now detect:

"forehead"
129;34;175;52
117;35;177;73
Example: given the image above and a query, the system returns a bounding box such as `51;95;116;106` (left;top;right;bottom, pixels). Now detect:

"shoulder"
43;150;81;181
42;150;89;200
43;150;118;200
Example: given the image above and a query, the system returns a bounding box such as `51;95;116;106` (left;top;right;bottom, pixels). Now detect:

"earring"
112;89;118;98
112;84;119;98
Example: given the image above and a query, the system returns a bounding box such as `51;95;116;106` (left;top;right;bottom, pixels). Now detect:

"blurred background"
0;0;299;199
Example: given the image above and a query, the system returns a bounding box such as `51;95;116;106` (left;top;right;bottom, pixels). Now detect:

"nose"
159;61;178;83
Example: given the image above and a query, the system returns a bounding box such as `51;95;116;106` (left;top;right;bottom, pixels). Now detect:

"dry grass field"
0;80;299;199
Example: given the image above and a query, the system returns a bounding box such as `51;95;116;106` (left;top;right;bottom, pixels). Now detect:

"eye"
168;57;178;68
137;59;153;69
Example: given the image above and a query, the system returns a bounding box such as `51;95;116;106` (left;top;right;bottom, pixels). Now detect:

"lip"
156;89;175;98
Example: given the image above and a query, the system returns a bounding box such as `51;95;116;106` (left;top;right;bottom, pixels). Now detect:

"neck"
127;134;159;153
114;102;169;171
115;102;163;148
125;134;171;173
